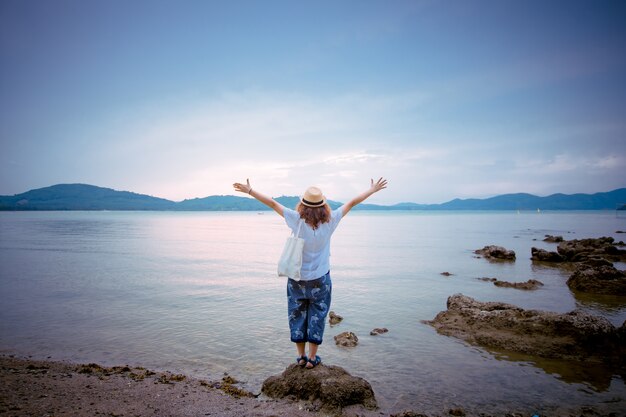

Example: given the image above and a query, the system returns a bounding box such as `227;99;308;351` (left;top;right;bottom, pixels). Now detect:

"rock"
449;408;466;416
199;374;255;398
334;331;358;347
567;264;626;296
261;363;377;412
543;234;564;243
391;412;430;417
477;277;544;290
531;237;626;265
474;245;516;261
557;237;626;263
370;328;388;336
440;272;453;276
581;257;614;268
494;279;543;290
423;294;626;369
328;311;343;326
530;247;565;262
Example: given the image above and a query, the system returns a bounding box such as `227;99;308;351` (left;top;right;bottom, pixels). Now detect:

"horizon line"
2;182;626;208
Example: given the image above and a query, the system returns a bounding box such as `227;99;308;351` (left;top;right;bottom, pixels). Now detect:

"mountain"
1;183;625;211
176;195;343;211
435;190;626;210
0;184;345;211
177;195;266;211
0;184;176;211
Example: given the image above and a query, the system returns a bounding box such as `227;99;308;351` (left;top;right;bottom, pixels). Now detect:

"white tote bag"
277;219;304;278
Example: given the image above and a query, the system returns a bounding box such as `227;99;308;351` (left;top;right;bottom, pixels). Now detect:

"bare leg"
296;342;307;365
306;343;319;368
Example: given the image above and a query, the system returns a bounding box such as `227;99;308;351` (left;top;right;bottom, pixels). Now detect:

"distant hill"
177;195;343;211
177;195;266;211
433;189;626;210
0;184;175;211
0;183;625;211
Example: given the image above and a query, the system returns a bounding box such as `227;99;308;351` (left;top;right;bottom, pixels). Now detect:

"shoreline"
2;354;624;417
0;354;328;417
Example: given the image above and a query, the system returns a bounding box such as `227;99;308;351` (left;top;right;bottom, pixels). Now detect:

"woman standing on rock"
233;178;387;368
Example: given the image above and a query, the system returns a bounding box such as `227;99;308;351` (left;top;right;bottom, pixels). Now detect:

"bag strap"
294;219;303;237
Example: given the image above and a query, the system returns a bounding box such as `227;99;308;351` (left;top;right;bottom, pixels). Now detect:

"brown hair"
296;202;331;230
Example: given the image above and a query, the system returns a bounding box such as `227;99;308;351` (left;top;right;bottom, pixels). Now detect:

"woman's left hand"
370;177;388;193
233;178;252;194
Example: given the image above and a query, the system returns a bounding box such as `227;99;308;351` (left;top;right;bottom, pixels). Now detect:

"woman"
233;177;387;368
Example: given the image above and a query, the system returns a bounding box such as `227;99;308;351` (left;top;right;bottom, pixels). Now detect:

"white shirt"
283;206;344;280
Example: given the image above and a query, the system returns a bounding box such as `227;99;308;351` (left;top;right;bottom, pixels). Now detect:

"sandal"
296;355;308;367
306;355;321;369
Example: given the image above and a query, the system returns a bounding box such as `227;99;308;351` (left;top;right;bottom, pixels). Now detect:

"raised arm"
342;177;388;217
233;179;284;217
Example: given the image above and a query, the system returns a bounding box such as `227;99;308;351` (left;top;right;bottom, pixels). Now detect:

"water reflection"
485;346;622;392
529;260;577;273
530;261;626;325
572;290;626;315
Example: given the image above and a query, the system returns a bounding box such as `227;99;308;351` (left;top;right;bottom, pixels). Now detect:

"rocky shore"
0;355;327;417
3;354;623;417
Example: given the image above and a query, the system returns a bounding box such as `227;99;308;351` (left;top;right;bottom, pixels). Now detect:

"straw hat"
300;186;326;208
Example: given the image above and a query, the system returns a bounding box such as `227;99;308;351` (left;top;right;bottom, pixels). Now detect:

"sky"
1;0;625;205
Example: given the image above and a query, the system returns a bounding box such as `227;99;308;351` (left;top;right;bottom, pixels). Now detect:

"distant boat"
257;212;264;215
537;208;541;213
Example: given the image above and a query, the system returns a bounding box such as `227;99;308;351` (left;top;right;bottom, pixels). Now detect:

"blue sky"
1;0;625;205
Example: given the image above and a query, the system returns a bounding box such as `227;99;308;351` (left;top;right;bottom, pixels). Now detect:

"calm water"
1;210;625;415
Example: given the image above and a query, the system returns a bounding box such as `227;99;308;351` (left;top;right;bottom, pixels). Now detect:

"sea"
1;210;625;415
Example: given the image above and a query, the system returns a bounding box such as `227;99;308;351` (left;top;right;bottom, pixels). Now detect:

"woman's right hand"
233;178;252;194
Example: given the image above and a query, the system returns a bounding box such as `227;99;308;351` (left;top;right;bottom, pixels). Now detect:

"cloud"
515;153;626;176
323;151;388;165
539;154;578;174
590;155;624;170
15;86;621;205
88;90;435;201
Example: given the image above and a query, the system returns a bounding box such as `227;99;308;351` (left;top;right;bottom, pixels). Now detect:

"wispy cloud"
76;85;624;204
88;91;434;201
323;152;388;165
